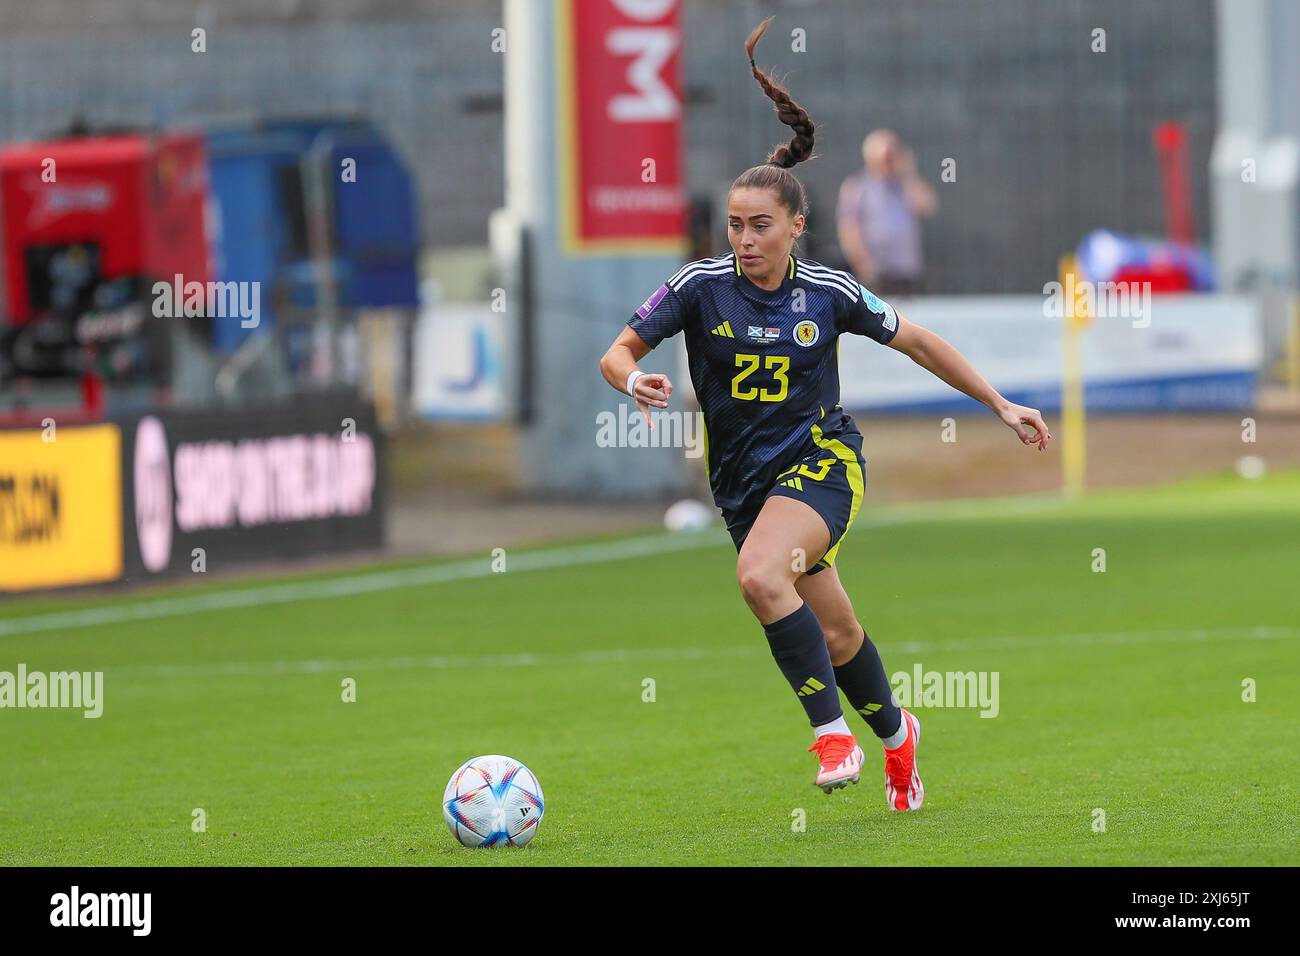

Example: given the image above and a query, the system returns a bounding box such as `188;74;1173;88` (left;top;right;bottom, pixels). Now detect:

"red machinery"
0;132;212;413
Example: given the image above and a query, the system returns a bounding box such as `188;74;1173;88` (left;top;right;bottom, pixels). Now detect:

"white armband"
625;369;645;398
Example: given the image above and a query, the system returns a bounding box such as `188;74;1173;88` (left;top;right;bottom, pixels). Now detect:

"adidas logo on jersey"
711;321;735;338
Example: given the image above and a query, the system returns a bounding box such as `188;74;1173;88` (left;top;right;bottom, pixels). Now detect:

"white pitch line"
110;626;1296;681
0;495;1072;639
0;530;730;638
892;625;1300;654
124;645;761;679
4;505;1298;651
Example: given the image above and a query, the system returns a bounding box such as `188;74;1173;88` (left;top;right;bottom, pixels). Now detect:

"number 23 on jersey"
730;353;789;402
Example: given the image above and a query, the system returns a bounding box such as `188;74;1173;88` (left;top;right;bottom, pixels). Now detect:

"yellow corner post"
1059;255;1089;499
1290;294;1300;398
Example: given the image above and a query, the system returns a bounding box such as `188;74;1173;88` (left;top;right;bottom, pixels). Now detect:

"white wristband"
625;369;645;398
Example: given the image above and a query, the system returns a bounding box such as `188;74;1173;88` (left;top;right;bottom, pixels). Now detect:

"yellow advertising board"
0;425;123;590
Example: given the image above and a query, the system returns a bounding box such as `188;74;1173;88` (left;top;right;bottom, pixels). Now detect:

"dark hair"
728;16;816;222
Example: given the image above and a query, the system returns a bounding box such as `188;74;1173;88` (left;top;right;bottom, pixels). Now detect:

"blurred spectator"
837;129;937;295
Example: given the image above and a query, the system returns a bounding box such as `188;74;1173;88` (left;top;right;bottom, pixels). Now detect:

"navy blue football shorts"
723;429;866;576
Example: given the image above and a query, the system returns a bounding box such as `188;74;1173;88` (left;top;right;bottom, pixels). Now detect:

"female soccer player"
599;18;1051;810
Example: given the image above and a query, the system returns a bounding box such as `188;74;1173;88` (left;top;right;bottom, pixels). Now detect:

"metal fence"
685;0;1216;292
0;13;505;262
0;0;1214;293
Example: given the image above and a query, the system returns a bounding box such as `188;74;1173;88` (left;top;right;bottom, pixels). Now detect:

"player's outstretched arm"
599;326;674;427
886;315;1051;451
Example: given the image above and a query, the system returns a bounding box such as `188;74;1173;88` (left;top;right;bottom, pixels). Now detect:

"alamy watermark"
152;273;260;328
1043;274;1152;328
890;663;999;718
0;664;103;718
596;403;704;458
50;886;150;936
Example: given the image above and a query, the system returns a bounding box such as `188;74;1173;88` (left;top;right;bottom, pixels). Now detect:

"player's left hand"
999;402;1051;450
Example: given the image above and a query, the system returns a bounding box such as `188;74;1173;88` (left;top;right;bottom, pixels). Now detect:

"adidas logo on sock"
796;677;826;697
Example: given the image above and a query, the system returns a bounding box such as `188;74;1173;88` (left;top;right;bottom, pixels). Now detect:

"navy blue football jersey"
627;252;900;518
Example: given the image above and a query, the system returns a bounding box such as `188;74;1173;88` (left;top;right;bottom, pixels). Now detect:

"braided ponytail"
729;17;816;230
745;16;816;169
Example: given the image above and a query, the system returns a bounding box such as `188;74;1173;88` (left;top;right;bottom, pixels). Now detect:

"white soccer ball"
664;498;714;532
1235;455;1266;480
442;754;545;848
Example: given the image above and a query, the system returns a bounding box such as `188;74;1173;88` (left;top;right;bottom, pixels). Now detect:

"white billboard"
835;294;1262;412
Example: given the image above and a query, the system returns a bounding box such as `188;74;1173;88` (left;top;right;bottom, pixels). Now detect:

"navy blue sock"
763;602;843;727
833;626;902;738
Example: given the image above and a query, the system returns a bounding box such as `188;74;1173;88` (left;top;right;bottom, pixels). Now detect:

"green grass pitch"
1;469;1297;866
